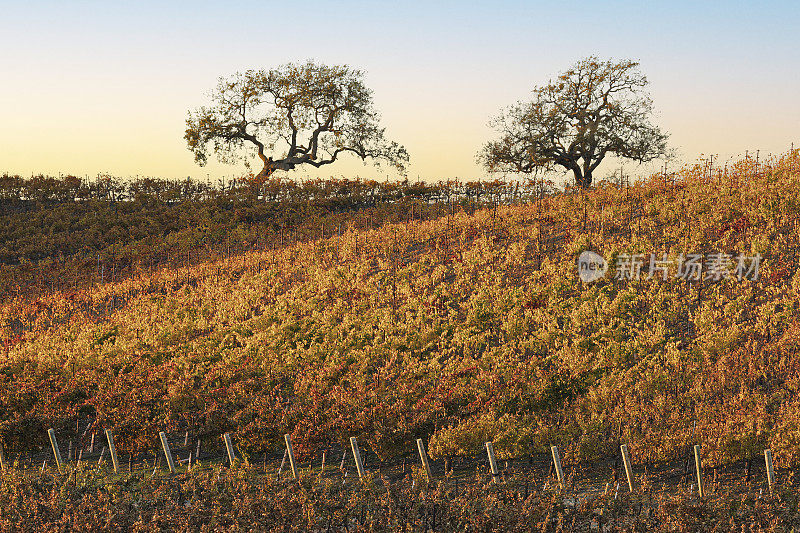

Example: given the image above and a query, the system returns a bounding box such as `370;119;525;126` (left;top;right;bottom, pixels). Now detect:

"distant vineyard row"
0;174;542;301
0;173;539;205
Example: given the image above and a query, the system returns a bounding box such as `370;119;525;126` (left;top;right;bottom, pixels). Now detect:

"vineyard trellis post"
694;445;704;497
47;429;64;473
159;432;177;474
764;449;775;493
350;437;366;481
105;429;120;474
485;442;499;483
0;442;6;471
620;444;635;492
416;438;433;482
223;433;237;467
284;434;299;480
550;445;565;488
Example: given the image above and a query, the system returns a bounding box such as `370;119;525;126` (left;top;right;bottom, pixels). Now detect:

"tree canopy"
480;57;668;188
185;61;409;181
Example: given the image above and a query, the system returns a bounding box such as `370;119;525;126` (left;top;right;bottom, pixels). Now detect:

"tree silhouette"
480;57;668;188
185;60;409;182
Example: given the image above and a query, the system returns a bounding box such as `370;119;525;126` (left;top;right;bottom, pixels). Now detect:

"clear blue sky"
1;0;797;183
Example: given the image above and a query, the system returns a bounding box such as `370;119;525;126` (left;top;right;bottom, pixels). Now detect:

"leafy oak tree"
480;57;668;188
185;61;409;180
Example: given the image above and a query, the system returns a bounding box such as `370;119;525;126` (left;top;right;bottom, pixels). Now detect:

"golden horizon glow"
1;1;797;183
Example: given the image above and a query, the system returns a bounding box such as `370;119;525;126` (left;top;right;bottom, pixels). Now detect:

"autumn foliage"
1;150;800;476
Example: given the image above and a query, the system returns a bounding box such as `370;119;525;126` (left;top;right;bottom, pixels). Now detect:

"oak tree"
185;61;408;181
480;57;668;188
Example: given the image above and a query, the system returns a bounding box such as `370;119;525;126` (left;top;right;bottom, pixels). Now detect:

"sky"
1;0;798;185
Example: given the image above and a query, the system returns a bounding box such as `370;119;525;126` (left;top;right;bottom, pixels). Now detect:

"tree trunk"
572;168;592;188
257;157;299;181
256;161;278;181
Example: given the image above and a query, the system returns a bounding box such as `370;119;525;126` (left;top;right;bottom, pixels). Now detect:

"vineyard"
0;174;527;300
1;150;800;530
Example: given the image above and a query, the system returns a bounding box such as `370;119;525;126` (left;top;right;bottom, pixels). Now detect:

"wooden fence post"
284;434;299;480
0;442;6;472
764;449;775;492
693;445;704;497
159;432;176;474
620;444;635;492
223;433;236;466
350;437;366;481
105;429;120;474
485;442;500;482
416;438;433;482
550;445;565;487
319;450;326;481
47;429;64;473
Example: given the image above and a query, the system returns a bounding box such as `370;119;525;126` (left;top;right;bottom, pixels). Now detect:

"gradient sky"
1;1;798;184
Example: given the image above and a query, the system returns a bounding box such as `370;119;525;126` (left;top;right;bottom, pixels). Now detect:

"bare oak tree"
185;61;408;181
480;57;668;188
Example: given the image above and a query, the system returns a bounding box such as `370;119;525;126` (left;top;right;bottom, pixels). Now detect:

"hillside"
1;151;799;471
0;175;522;300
